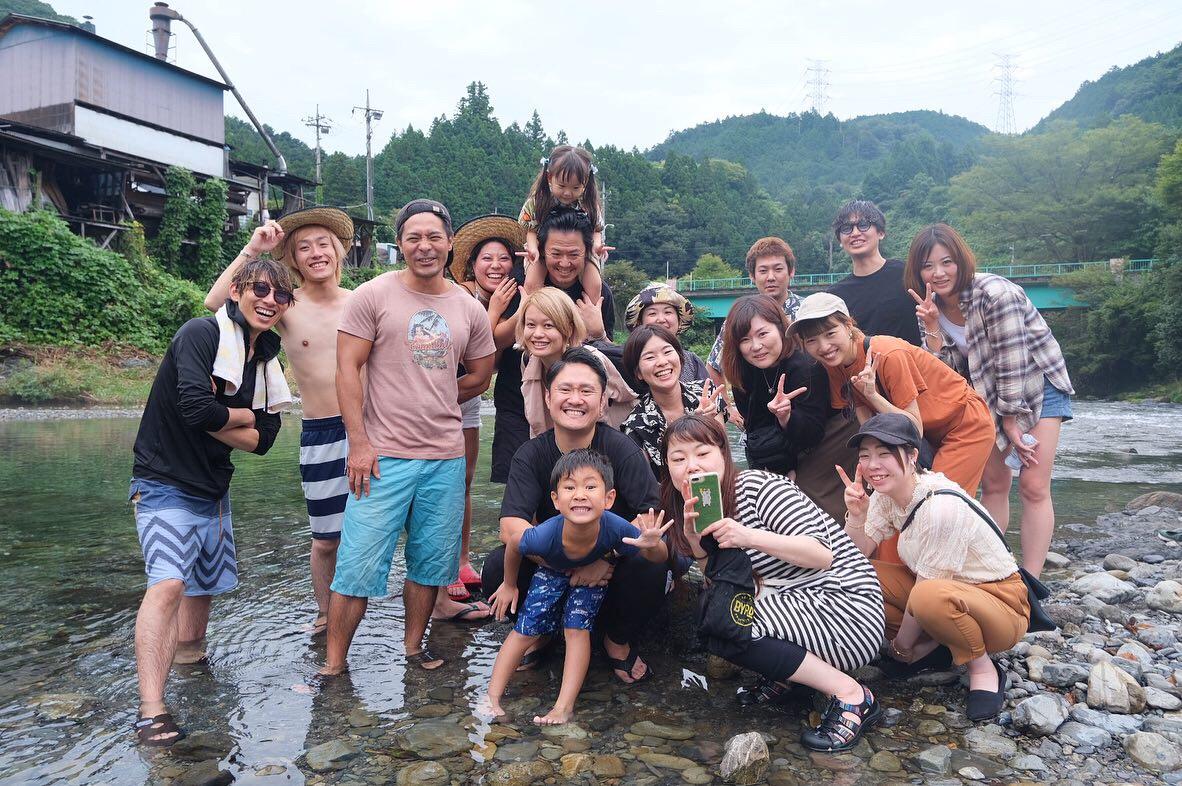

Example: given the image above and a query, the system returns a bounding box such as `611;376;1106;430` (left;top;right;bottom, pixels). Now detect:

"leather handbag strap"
900;488;1011;554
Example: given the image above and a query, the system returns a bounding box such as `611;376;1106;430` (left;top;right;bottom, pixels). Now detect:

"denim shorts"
514;565;606;637
1041;377;1073;421
330;456;465;597
130;478;237;597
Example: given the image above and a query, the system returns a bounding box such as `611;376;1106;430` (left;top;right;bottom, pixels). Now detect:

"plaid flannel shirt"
926;273;1073;452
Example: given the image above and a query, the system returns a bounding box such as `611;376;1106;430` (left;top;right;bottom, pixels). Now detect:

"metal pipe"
149;3;287;176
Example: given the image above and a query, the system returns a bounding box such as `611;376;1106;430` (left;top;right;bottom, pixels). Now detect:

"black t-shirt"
500;424;660;524
734;352;831;473
826;259;921;345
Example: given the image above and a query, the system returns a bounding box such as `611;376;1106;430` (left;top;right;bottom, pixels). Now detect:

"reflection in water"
0;402;1179;783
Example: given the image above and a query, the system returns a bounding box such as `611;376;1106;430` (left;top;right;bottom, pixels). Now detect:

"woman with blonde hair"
517;287;636;437
903;224;1073;577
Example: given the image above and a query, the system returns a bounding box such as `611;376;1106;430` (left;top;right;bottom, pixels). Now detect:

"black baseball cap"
847;413;922;450
395;199;453;238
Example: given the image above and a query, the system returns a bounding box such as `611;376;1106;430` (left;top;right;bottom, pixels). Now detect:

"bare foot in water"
173;639;207;665
476;695;507;721
532;706;573;726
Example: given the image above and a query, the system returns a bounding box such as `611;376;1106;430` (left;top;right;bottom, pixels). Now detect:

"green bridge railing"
679;258;1160;292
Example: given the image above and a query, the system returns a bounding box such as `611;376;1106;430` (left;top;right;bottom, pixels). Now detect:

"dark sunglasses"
248;281;294;305
838;219;875;236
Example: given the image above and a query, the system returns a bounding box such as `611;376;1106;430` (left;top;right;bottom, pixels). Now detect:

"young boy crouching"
485;449;670;725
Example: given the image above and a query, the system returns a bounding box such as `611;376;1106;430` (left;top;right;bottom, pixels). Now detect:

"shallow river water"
0;401;1180;785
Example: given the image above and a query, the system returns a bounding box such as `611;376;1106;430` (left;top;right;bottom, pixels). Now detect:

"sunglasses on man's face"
838;220;875;236
248;281;294;305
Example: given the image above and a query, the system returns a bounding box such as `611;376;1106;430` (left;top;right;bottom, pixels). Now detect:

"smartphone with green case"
688;472;724;533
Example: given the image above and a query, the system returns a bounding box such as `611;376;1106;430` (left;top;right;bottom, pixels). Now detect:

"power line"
301;104;332;195
804;59;830;115
352;90;384;221
994;53;1018;134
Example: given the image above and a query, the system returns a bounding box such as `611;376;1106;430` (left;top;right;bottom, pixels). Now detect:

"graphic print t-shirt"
338;272;494;459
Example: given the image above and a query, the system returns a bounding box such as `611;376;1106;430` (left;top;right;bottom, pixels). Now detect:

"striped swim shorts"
130;477;237;597
300;416;350;540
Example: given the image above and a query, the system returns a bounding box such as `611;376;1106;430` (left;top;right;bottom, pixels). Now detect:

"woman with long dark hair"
660;414;884;752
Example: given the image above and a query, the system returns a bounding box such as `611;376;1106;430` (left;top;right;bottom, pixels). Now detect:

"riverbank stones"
1070;572;1139;604
1088;660;1148;714
305;738;358;772
1124;732;1182;773
1012;694;1069;736
720;732;769;784
1148;581;1182;614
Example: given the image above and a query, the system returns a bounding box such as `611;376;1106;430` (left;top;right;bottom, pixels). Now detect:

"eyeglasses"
838;219;875;236
248;281;294;305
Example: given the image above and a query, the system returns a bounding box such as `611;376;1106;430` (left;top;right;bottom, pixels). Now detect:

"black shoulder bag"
900;488;1056;633
696;535;757;659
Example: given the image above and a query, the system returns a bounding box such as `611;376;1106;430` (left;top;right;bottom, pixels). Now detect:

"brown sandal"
134;712;186;747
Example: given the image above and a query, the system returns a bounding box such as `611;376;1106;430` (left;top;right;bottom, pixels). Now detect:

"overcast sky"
52;0;1182;157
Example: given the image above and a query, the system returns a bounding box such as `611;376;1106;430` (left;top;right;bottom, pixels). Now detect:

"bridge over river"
678;258;1160;319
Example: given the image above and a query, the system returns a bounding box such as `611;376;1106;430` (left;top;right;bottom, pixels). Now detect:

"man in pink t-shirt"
321;199;496;674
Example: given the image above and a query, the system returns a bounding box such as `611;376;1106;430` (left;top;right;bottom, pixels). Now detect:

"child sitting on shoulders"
486;448;670;725
519;145;612;297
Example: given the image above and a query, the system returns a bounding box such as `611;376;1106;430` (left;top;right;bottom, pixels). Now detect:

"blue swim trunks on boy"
130;477;238;596
514;565;607;637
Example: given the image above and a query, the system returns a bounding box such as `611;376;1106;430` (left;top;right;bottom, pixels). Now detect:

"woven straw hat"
449;214;525;283
274;207;354;260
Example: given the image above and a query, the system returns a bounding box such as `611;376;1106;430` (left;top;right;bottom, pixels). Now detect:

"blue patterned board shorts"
514;565;607;637
130;478;237;597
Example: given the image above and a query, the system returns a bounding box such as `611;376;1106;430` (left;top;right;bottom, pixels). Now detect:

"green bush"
0;365;85;403
0;209;204;352
340;265;388;289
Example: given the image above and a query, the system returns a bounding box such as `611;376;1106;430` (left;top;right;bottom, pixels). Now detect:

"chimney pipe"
149;3;176;61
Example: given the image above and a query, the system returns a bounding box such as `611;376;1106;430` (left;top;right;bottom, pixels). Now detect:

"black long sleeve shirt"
132;304;283;500
735;352;830;474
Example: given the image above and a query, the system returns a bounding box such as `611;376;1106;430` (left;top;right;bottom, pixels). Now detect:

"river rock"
1045;551;1072;569
912;745;952;774
1012;693;1070;736
1128;491;1182;512
683;766;714;785
639;752;696;771
1088;660;1148;714
174;760;234;786
1026;655;1049;682
630;720;695;740
591;755;626;778
1070;705;1143;735
171;731;234;762
494;742;539;762
720;732;769;785
396;761;449;786
1137;623;1178;649
1009;753;1049;772
1148;581;1182;614
964;727;1018;758
1070;572;1139;604
1042;661;1091;687
29;693;90;720
1104;554;1138;572
868;750;902;772
305;739;358;772
706;654;739;679
1145;715;1182;736
1117;640;1155;668
1124;731;1182;773
396;719;472;759
916;719;947;736
1058;721;1113;749
487;760;552;786
558;753;593;778
539;722;588;741
1148;687;1182;710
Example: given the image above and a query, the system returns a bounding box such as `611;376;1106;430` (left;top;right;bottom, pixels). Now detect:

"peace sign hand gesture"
766;374;808;429
694;379;726;418
851;352;879;401
624;508;673;550
908;283;939;333
836;464;870;526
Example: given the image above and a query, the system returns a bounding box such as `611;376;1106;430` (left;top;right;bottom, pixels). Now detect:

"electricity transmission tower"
804;59;830;115
302;105;332;203
353;90;383;221
994;54;1017;135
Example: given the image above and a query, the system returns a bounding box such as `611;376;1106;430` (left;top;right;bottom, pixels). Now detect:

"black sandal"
737;676;793;707
800;687;881;752
607;647;653;685
134;712;186;747
407;647;445;671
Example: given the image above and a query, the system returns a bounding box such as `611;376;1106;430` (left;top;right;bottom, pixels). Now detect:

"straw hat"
449;214;525;284
274;207;354;260
624;282;695;333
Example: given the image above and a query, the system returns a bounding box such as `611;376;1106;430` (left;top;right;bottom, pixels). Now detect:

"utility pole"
353;90;383;221
804;59;830;115
994;54;1017;135
302;104;332;204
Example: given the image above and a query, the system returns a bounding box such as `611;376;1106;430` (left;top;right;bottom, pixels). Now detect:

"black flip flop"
607;647;653;685
407;647;446;671
134;712;186;747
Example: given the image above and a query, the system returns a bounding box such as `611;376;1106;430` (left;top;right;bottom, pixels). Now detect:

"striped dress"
736;470;885;672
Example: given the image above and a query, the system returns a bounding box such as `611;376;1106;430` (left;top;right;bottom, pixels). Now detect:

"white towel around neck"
212;304;292;414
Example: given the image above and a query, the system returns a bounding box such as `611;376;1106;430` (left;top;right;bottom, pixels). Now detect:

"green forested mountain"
1036;42;1182;131
0;0;77;23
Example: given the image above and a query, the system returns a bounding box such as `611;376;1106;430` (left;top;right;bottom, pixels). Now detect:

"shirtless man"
205;208;355;635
